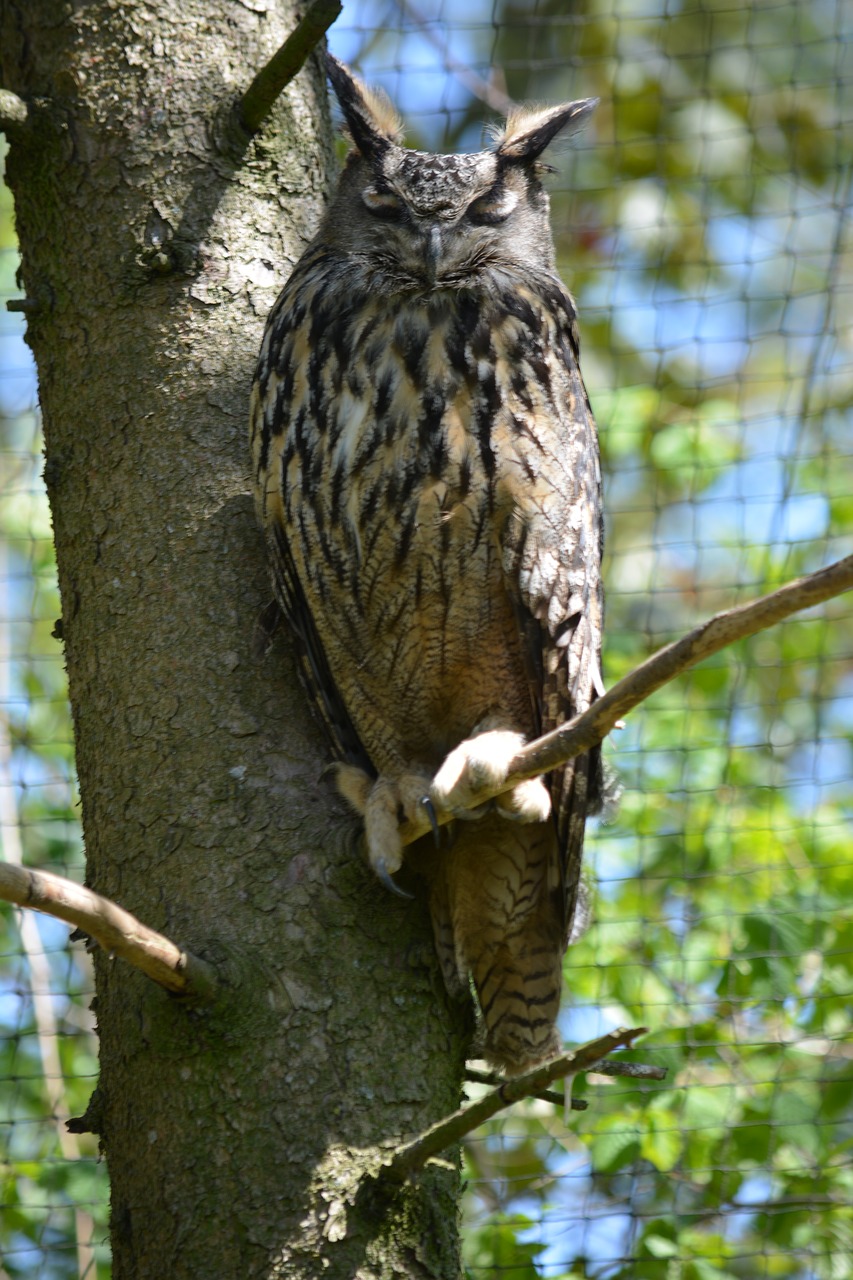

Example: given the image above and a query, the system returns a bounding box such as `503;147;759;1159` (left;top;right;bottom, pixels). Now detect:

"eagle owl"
250;56;604;1073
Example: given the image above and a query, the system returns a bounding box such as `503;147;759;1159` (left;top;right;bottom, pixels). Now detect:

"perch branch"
464;1067;585;1108
383;1026;647;1182
467;1057;666;1092
0;861;218;1001
400;553;853;847
239;0;342;133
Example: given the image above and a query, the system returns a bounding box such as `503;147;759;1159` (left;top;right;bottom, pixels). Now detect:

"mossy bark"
1;2;467;1275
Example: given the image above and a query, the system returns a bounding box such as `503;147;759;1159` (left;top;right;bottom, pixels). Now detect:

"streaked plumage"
250;57;604;1071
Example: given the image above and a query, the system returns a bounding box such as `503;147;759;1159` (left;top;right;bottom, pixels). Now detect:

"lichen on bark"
0;2;468;1274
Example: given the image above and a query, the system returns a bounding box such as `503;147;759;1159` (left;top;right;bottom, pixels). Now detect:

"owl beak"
423;223;443;282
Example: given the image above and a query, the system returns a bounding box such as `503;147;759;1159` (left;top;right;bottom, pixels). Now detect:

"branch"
238;0;342;134
394;0;515;116
464;1067;587;1109
383;1026;647;1182
400;553;853;846
588;1058;668;1081
0;658;96;1275
0;861;219;1001
6;297;40;313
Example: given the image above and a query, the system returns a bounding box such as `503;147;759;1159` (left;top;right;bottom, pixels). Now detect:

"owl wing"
497;276;604;945
266;517;375;776
249;290;375;779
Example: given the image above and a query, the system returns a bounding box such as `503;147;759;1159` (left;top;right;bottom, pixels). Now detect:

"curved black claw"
421;795;441;847
375;859;414;900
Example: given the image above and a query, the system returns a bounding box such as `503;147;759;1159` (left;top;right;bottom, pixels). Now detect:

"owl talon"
374;859;414;900
417;793;438;844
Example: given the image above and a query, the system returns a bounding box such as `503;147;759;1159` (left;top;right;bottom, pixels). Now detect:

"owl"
250;56;605;1073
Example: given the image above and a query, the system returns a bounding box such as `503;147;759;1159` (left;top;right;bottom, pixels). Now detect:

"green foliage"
448;0;852;1276
1;143;109;1277
2;0;851;1276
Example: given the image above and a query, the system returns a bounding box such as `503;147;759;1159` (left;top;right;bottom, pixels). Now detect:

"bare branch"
464;1067;586;1109
394;0;515;116
399;554;853;847
239;0;342;134
6;297;40;313
463;1051;667;1110
587;1058;668;1081
383;1026;647;1182
0;621;96;1276
0;861;218;1002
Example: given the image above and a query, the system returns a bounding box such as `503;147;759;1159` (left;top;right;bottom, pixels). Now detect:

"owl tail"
429;813;565;1074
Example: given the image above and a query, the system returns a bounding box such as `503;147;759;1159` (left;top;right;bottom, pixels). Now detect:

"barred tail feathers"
430;813;564;1074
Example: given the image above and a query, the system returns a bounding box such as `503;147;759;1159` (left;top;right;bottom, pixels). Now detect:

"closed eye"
362;187;405;220
467;187;519;225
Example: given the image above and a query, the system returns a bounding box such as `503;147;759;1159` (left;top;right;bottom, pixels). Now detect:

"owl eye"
362;186;405;220
467;187;519;226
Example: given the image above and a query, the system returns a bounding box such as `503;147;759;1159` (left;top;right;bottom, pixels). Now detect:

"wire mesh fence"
2;0;852;1276
0;147;107;1276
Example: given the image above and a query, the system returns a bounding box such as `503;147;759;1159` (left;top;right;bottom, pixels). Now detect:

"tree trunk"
1;3;467;1275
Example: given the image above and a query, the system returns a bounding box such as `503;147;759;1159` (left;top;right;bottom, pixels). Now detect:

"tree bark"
1;2;467;1276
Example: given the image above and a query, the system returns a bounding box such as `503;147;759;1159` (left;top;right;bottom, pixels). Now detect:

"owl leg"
431;719;551;824
333;763;431;898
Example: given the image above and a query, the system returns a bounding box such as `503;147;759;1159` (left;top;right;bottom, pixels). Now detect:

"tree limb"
0;647;96;1276
383;1026;648;1182
400;553;853;847
238;0;342;134
464;1067;587;1109
5;556;849;1007
0;861;219;1001
463;1057;665;1102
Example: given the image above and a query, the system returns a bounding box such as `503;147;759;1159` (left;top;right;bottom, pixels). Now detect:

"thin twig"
239;0;343;134
399;554;853;847
0;582;95;1279
383;1026;647;1182
464;1055;667;1112
0;88;28;129
464;1067;585;1109
587;1058;668;1081
394;0;514;116
0;861;219;1001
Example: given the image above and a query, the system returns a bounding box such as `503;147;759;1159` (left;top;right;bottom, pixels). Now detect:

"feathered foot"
334;763;432;897
430;717;551;824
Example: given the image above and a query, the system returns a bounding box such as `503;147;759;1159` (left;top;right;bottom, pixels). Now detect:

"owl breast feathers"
250;55;605;1073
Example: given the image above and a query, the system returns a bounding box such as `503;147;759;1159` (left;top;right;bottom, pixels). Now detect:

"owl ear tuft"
325;55;405;159
495;98;598;162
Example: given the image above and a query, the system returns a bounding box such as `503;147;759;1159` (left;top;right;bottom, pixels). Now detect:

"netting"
2;1;851;1276
0;154;107;1275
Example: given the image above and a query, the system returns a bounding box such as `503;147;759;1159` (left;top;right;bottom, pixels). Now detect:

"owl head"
320;56;597;290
